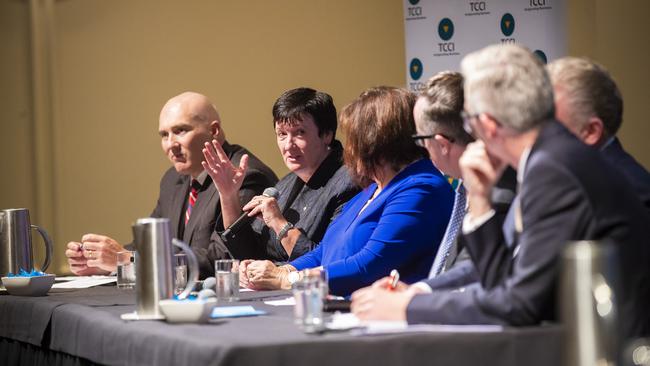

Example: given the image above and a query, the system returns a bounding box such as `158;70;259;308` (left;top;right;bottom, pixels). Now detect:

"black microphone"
220;187;279;241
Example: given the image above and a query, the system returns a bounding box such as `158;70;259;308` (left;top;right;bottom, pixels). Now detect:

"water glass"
304;267;329;299
173;253;188;295
292;273;324;333
215;259;239;301
116;250;136;289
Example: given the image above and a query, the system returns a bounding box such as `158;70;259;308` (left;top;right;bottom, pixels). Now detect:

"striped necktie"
184;179;200;225
429;184;466;278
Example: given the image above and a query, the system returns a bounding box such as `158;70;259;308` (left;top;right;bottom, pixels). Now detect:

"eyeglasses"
461;111;480;136
411;133;456;147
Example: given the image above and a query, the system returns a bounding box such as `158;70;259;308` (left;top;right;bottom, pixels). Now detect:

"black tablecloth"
0;285;565;366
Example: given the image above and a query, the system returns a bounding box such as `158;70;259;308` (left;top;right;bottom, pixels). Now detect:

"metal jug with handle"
0;208;53;283
129;217;198;319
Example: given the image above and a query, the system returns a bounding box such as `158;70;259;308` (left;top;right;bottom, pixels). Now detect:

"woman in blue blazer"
243;86;454;296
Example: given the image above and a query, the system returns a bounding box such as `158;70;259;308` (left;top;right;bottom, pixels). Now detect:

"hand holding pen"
387;269;400;291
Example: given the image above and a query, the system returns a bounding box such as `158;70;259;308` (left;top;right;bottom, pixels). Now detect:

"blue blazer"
290;158;454;296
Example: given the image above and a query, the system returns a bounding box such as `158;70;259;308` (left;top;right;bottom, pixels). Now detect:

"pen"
387;269;399;291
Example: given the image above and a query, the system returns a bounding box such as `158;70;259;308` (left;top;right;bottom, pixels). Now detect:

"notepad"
211;306;267;318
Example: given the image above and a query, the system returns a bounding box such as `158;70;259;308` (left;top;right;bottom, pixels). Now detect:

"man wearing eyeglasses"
411;71;516;286
351;44;650;339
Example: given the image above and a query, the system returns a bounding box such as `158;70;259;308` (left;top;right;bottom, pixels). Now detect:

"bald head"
158;92;224;177
161;91;221;128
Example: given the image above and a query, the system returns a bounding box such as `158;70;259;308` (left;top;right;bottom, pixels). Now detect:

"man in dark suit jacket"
65;92;278;278
351;45;650;339
410;70;516;290
548;57;650;212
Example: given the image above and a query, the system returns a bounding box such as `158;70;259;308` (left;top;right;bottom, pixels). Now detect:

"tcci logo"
500;13;515;37
409;58;423;80
466;1;490;16
406;0;424;20
525;0;551;11
435;18;458;56
438;18;454;41
500;13;516;43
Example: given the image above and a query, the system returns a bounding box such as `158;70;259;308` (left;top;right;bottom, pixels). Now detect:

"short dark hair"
272;87;337;141
418;71;474;145
341;86;424;187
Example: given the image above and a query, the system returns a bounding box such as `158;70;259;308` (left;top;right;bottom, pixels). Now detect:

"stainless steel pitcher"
560;240;621;366
131;218;198;319
0;208;53;280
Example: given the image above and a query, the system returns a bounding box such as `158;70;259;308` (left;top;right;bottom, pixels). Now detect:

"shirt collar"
599;136;616;151
304;140;344;189
194;170;209;187
517;147;532;185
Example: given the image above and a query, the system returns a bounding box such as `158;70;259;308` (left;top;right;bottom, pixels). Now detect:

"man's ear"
581;117;605;146
210;120;221;137
434;134;452;155
479;113;499;138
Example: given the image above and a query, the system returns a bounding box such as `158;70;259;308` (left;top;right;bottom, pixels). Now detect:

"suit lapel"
170;175;189;239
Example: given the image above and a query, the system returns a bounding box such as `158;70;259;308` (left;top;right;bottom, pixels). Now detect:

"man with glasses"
410;71;515;288
351;44;650;339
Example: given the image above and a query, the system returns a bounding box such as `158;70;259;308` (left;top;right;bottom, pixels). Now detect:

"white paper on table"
52;276;117;289
355;321;503;335
326;312;362;330
264;297;296;306
239;288;255;292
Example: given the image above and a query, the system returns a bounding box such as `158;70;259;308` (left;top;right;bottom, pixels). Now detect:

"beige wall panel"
591;0;649;170
0;1;51;266
567;0;649;169
0;1;34;212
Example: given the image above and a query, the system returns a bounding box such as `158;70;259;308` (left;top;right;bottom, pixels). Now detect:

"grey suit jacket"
150;141;278;278
407;121;650;339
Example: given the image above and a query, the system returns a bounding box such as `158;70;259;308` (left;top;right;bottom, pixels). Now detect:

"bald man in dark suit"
66;92;278;278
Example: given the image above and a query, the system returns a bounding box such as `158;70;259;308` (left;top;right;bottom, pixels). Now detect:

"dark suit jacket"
602;137;650;213
150;141;278;278
407;121;650;338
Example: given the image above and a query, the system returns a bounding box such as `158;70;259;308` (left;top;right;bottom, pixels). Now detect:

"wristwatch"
287;271;301;285
278;222;294;240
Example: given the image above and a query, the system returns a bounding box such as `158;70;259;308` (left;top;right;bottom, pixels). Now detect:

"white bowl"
159;297;217;323
1;274;55;296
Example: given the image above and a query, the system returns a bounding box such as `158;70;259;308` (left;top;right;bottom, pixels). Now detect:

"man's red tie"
185;179;200;225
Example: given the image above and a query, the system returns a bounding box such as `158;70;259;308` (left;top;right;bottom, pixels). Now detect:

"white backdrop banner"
404;0;567;92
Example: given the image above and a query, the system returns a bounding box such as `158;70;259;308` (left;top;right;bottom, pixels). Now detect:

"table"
0;285;565;366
